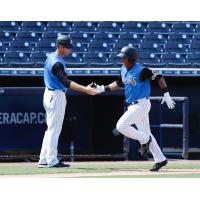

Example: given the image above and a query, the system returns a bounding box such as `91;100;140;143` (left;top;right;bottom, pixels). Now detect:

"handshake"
85;82;107;96
91;82;107;93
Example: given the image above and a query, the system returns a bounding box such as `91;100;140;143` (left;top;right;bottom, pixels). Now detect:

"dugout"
0;71;199;160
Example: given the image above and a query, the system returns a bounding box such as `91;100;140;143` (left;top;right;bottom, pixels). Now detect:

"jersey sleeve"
116;75;124;87
52;62;72;88
139;67;162;82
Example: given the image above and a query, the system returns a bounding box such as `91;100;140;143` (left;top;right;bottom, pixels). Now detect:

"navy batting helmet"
56;35;73;49
117;46;138;61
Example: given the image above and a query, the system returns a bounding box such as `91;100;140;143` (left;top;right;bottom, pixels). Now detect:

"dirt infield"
1;160;200;178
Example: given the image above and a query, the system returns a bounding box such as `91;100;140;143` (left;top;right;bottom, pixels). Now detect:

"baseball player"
38;35;97;168
93;46;175;171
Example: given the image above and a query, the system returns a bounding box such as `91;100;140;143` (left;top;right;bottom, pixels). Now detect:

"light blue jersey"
44;52;68;92
121;63;150;103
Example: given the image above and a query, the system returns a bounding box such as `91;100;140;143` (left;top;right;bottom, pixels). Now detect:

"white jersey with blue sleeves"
121;63;150;103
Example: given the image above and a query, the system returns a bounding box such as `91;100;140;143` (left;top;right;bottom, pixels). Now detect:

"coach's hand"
161;92;176;109
91;82;105;93
85;83;99;95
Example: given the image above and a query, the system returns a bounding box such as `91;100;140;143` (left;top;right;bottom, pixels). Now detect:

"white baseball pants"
39;88;66;167
116;98;166;163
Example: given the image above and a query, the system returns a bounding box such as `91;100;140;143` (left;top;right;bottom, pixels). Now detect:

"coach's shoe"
38;163;48;168
140;136;152;158
50;162;70;168
150;159;168;172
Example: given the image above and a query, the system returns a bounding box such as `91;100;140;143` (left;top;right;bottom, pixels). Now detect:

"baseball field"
0;159;200;178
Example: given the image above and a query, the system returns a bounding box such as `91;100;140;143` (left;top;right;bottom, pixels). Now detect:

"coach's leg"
116;103;150;145
45;91;67;167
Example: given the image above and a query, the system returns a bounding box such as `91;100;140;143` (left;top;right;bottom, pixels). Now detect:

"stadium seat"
21;21;47;32
10;40;35;53
172;22;196;33
122;22;148;33
139;52;165;67
109;52;122;67
147;22;173;33
97;22;124;34
189;41;200;52
63;52;87;68
36;39;56;52
114;41;139;53
0;21;21;32
93;32;118;44
16;31;39;44
0;53;8;67
0;41;9;51
72;22;99;33
140;41;163;53
71;41;88;53
30;51;48;67
88;41;113;53
186;53;200;67
118;33;143;44
162;53;189;67
164;41;189;53
5;52;34;67
0;32;14;44
47;21;73;33
42;32;59;41
83;52;113;67
69;32;92;44
143;34;167;44
168;34;191;44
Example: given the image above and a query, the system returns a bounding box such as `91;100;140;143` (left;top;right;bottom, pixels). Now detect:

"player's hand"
85;83;98;95
91;82;105;93
161;92;176;109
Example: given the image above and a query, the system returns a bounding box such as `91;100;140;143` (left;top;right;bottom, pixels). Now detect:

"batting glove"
161;92;176;109
92;83;105;93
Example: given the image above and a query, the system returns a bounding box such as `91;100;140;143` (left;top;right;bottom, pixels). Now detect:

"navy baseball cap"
56;35;74;49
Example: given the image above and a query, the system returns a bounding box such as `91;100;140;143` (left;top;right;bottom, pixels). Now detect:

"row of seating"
1;21;200;34
1;51;200;68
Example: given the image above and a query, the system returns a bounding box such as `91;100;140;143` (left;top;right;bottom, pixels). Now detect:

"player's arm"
92;76;123;93
52;62;97;95
139;67;176;109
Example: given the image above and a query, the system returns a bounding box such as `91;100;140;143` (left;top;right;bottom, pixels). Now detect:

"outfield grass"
0;161;200;177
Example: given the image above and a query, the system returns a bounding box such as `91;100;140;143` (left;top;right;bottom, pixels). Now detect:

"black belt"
126;97;149;107
47;88;65;93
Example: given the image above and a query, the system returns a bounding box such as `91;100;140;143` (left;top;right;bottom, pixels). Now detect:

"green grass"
0;162;200;177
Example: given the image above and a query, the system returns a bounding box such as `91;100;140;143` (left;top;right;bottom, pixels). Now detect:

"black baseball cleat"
150;159;168;172
50;162;70;168
140;136;152;158
38;163;48;168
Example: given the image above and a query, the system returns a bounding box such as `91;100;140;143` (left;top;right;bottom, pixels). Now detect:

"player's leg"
45;90;67;167
116;101;150;145
135;102;166;163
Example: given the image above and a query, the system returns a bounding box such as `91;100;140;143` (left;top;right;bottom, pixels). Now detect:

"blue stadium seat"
114;41;139;53
88;41;113;53
69;32;92;44
0;53;8;67
21;21;47;32
162;53;189;67
36;39;56;52
93;32;117;44
5;52;34;67
63;53;87;68
42;32;59;40
97;22;124;34
192;33;200;41
0;21;21;32
168;34;191;44
109;53;122;67
16;31;39;44
186;53;200;67
0;32;14;44
10;40;35;53
139;52;165;67
72;22;99;33
143;34;167;44
165;41;189;53
118;33;143;44
122;22;148;33
30;51;48;67
189;41;200;52
147;22;173;33
47;21;73;33
83;52;113;67
0;41;9;51
172;22;196;33
140;41;163;53
71;41;88;53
